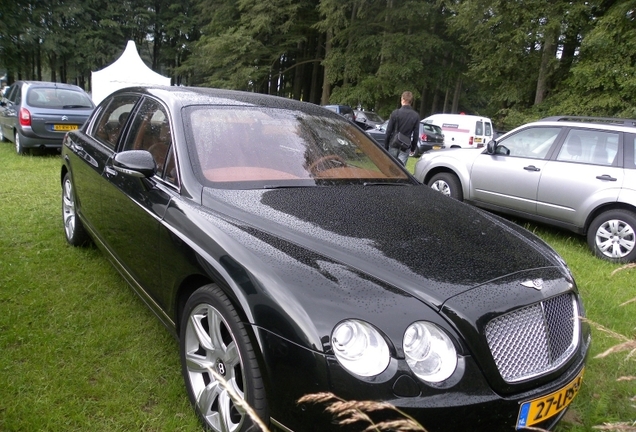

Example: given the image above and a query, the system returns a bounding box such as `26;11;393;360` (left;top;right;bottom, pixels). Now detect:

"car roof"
526;116;636;133
17;80;86;90
538;115;636;129
114;86;337;117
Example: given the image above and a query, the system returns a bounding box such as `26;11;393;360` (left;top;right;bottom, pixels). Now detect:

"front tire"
62;173;91;246
180;284;268;432
587;210;636;263
428;172;463;201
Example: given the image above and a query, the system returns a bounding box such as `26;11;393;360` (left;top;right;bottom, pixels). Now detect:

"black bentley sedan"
60;86;590;432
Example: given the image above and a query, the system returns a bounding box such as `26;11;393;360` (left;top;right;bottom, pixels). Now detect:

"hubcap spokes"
185;305;245;432
596;219;635;258
431;180;451;196
62;179;76;239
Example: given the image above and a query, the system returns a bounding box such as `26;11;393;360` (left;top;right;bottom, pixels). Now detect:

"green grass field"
0;144;633;431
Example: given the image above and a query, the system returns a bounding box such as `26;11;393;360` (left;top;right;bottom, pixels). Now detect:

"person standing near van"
385;91;420;165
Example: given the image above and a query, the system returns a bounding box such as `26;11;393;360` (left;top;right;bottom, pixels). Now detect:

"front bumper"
259;326;590;432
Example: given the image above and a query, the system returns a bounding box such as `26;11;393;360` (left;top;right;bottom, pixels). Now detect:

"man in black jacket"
384;91;420;165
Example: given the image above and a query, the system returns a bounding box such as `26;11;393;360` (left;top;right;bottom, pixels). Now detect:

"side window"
124;98;172;177
90;95;140;150
497;127;561;159
556;129;619;165
6;84;19;103
11;85;22;104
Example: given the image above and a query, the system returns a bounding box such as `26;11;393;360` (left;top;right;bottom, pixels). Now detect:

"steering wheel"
308;154;347;174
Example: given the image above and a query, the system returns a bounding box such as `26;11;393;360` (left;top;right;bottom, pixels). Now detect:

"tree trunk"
320;30;332;105
534;29;558;105
451;76;462;113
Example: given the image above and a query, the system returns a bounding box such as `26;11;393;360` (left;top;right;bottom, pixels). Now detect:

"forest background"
1;0;635;130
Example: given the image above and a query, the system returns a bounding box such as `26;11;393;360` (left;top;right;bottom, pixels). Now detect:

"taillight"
420;133;429;142
468;136;474;146
19;107;31;127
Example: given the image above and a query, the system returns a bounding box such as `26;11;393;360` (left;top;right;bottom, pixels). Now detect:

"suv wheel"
587;210;636;262
428;172;463;201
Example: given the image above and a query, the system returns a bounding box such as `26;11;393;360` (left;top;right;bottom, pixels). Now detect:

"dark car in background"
322;104;355;121
61;86;589;432
354;109;384;129
0;80;94;154
414;121;445;155
367;120;446;155
366;119;389;147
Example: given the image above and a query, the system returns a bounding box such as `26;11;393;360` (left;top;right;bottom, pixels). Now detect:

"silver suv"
414;116;636;263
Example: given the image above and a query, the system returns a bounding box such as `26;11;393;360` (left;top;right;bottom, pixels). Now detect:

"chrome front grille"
485;293;579;383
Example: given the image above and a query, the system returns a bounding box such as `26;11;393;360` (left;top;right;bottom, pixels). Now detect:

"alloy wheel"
184;303;247;432
62;177;77;240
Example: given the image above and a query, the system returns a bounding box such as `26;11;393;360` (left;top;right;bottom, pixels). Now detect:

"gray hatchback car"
0;81;94;154
414;116;636;263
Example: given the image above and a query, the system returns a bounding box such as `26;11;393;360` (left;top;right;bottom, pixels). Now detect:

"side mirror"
486;139;497;154
112;150;156;178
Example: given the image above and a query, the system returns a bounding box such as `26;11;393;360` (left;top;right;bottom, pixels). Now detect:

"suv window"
498;126;561;159
556;129;619;166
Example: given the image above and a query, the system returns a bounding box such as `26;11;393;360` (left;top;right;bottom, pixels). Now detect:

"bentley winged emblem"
521;278;544;290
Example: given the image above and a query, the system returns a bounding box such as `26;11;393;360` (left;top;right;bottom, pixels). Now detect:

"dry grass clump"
298;392;426;431
588;264;636;432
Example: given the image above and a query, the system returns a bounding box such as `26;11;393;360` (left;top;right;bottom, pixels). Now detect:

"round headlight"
403;321;457;383
332;319;390;377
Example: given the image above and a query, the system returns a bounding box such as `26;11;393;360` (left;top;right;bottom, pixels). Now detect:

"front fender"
416;150;479;200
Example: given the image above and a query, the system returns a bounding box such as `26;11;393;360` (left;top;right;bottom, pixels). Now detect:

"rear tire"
180;284;268;432
428;172;463;201
587;210;636;263
62;173;91;246
15;132;27;155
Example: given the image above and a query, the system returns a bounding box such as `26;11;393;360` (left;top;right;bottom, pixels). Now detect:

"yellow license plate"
53;124;78;131
516;368;584;429
432;145;441;150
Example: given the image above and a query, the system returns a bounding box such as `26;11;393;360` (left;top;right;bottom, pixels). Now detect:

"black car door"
99;97;175;312
68;95;141;237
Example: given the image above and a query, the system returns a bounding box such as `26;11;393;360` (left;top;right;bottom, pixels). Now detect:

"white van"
422;114;493;148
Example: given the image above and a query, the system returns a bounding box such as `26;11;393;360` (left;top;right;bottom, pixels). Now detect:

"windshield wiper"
262;184;316;189
363;182;410;186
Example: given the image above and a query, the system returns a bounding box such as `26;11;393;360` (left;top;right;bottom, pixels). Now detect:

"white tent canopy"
91;40;170;105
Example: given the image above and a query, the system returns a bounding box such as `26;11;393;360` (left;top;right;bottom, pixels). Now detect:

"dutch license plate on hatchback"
516;368;584;429
432;145;441;150
53;124;79;131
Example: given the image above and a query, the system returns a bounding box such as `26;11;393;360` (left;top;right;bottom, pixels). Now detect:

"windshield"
184;106;411;189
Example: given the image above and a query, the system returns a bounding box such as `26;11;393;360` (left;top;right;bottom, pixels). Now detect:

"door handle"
105;166;117;177
523;165;541;172
596;174;617;181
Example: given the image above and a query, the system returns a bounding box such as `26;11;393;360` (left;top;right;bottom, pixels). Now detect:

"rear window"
26;87;93;109
421;123;442;135
475;121;484;135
